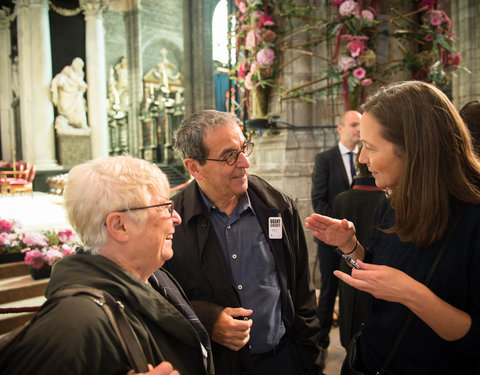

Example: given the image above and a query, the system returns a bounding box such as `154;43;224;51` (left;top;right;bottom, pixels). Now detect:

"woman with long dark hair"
306;81;480;374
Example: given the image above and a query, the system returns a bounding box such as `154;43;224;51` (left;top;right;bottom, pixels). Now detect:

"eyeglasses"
119;201;174;217
201;142;254;166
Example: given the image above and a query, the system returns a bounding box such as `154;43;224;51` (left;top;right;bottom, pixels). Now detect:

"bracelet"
343;239;358;255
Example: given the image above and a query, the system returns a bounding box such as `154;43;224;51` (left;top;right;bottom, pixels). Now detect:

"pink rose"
447;54;461;66
347;39;367;57
353;67;366;79
256;48;275;66
361;9;375;22
238;61;248;79
245;72;254;90
58;228;76;243
258;14;275;27
339;0;358;17
23;232;49;247
0;219;12;232
361;78;373;86
427;10;444;26
24;249;45;269
424;34;434;42
238;1;246;13
245;29;259;49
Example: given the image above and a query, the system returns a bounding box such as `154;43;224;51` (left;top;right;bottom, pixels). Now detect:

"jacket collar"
178;175;289;224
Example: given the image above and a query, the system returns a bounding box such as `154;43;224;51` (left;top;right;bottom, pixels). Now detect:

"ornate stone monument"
51;57;91;168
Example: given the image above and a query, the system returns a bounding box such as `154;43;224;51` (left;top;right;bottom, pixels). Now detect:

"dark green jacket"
166;175;320;374
2;253;214;375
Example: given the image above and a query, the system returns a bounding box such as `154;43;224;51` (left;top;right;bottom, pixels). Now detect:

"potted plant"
21;229;78;280
0;218;25;263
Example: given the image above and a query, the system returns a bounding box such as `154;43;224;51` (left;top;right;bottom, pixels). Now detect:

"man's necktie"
348;151;356;180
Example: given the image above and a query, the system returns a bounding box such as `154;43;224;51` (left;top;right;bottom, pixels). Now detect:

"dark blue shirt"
199;188;285;354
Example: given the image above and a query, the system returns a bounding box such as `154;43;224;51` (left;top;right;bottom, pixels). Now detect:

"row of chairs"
0;163;36;197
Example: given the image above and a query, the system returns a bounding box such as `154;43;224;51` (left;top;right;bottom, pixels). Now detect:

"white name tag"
268;217;283;239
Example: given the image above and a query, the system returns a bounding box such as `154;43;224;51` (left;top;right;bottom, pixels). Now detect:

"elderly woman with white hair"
1;156;213;375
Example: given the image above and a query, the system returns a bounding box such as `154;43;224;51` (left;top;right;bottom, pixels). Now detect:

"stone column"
0;9;14;161
182;0;215;115
124;6;142;157
81;0;109;159
16;0;58;169
451;0;480;107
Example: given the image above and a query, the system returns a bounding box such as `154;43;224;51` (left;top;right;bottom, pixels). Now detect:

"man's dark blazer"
311;145;351;217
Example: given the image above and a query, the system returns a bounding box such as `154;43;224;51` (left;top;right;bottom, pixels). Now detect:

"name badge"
268;217;282;239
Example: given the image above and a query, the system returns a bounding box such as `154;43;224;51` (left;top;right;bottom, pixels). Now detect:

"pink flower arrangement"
233;0;278;118
21;228;78;269
0;218;23;255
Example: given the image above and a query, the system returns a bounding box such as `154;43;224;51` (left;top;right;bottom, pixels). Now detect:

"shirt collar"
197;186;255;216
338;142;359;155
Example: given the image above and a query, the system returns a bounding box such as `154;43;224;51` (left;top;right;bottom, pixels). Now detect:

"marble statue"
51;57;88;129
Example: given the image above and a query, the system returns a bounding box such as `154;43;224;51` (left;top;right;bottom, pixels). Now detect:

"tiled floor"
0;191;347;373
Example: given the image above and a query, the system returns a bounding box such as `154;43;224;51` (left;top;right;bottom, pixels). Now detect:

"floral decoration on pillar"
234;0;276;119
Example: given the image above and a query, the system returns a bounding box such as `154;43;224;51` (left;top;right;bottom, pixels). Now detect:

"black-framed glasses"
200;142;254;166
119;201;174;217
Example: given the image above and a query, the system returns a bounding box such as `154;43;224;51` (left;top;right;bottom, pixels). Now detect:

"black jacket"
311;145;350;216
166;175;320;374
2;253;213;375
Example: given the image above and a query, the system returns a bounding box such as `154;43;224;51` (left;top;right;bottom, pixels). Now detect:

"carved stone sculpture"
51;57;89;131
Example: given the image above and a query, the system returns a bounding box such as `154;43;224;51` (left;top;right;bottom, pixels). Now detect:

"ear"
105;212;130;243
184;158;203;180
337;124;343;134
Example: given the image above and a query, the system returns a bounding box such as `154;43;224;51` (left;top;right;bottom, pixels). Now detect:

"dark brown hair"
361;81;480;246
460;100;480;156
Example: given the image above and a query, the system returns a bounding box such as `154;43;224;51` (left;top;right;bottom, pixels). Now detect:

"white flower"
337;56;357;71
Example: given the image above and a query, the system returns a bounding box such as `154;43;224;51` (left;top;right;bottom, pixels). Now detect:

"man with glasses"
165;110;321;375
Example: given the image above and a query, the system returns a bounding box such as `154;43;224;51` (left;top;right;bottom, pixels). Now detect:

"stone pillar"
0;9;14;161
182;0;215;115
81;0;109;159
16;0;58;169
451;0;480;107
124;7;142;157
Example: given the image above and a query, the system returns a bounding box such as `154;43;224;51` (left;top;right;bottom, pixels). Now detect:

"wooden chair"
0;166;36;197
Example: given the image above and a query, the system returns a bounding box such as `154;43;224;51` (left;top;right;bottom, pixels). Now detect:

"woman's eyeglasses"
119;201;174;217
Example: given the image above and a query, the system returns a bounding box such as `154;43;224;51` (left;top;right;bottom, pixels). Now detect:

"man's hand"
127;362;179;375
212;307;253;351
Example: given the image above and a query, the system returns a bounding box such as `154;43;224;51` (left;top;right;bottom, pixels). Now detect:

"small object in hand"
334;247;361;269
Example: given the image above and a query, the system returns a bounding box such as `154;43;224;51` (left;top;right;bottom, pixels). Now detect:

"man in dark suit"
311;110;361;369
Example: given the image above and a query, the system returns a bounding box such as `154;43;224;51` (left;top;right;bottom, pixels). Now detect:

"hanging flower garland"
231;0;466;115
233;0;277;118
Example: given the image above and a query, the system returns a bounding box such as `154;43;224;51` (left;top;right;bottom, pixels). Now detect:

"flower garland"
231;0;465;114
234;0;277;118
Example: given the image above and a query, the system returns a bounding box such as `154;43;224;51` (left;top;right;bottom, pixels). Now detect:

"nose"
172;209;182;225
359;146;368;165
236;151;250;168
